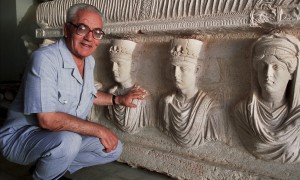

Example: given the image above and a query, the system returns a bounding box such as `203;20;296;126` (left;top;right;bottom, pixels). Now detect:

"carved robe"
234;95;300;163
106;86;148;134
159;90;220;147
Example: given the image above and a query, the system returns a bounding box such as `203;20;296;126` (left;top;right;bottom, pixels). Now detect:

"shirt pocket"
81;89;97;118
87;88;97;107
57;90;78;115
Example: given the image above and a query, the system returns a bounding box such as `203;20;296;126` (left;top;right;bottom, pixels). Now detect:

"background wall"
0;0;40;82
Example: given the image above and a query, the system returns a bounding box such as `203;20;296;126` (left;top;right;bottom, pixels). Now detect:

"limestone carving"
250;0;300;26
234;33;300;163
106;39;149;134
36;0;300;38
37;0;254;26
159;39;224;147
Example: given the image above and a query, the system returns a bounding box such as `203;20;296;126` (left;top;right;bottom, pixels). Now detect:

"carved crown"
170;39;203;64
109;39;137;61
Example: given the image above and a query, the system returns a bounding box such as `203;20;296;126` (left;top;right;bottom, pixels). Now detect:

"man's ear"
63;23;68;38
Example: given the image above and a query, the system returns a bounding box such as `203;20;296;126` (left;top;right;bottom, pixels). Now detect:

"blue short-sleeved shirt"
1;38;97;130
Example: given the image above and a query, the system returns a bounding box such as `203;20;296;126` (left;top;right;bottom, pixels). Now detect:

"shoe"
29;165;71;180
28;165;36;175
59;176;72;180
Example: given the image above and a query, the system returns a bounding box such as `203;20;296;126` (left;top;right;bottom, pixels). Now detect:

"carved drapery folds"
159;39;224;147
33;0;300;178
234;33;300;163
106;40;150;134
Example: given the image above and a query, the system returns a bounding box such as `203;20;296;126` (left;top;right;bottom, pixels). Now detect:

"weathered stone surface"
34;0;300;179
35;0;300;37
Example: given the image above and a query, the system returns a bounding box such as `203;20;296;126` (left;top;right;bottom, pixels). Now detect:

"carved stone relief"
34;0;300;179
158;39;225;147
250;0;300;26
35;0;300;38
234;32;300;163
106;39;150;134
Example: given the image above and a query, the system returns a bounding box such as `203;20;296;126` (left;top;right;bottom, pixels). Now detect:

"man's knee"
110;140;123;160
96;140;123;160
46;132;82;160
116;140;122;156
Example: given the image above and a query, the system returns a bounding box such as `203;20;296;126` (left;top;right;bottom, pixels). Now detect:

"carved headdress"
251;33;300;110
170;39;203;65
234;33;300;163
109;39;137;62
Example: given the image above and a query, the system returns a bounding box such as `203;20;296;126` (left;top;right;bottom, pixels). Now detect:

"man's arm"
94;85;147;107
37;112;118;152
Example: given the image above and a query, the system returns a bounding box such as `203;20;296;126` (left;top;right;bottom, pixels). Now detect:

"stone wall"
35;0;300;179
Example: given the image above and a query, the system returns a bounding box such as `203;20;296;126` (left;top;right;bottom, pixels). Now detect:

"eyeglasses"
68;22;105;40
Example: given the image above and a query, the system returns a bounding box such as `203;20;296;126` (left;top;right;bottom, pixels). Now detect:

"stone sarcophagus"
35;0;300;179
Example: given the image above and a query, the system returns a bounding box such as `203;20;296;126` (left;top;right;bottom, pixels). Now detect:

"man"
0;3;146;179
159;38;224;148
106;39;150;134
234;33;300;163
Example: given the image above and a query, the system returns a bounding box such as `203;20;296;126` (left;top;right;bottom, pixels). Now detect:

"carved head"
170;39;203;90
252;33;300;96
109;39;137;83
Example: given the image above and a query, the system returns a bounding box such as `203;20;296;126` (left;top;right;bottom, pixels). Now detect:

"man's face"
112;59;132;84
171;61;197;90
257;55;292;95
64;10;103;60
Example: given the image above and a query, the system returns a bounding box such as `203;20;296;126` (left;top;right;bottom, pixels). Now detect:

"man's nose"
84;31;93;41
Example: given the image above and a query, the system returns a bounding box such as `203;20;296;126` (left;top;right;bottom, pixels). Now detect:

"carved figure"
106;39;149;134
159;39;223;147
234;33;300;163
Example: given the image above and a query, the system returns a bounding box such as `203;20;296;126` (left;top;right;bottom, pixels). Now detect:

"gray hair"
66;3;102;23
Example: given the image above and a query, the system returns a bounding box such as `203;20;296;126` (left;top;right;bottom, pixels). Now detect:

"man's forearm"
37;111;119;152
37;112;103;137
93;86;147;107
93;91;114;106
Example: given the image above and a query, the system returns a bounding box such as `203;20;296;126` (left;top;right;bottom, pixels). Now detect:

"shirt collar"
58;38;95;84
58;38;94;70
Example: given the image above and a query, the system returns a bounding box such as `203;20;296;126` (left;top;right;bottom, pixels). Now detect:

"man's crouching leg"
32;131;82;180
68;136;122;173
1;126;82;180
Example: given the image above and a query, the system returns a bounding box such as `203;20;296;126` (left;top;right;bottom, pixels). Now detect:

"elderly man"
0;3;146;179
234;33;300;163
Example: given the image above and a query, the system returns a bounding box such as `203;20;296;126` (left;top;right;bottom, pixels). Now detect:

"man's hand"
98;126;118;153
115;85;148;107
38;112;119;153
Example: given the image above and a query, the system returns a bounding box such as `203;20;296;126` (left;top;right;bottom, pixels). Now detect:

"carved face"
64;10;102;60
172;61;197;90
257;55;292;95
112;60;132;83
